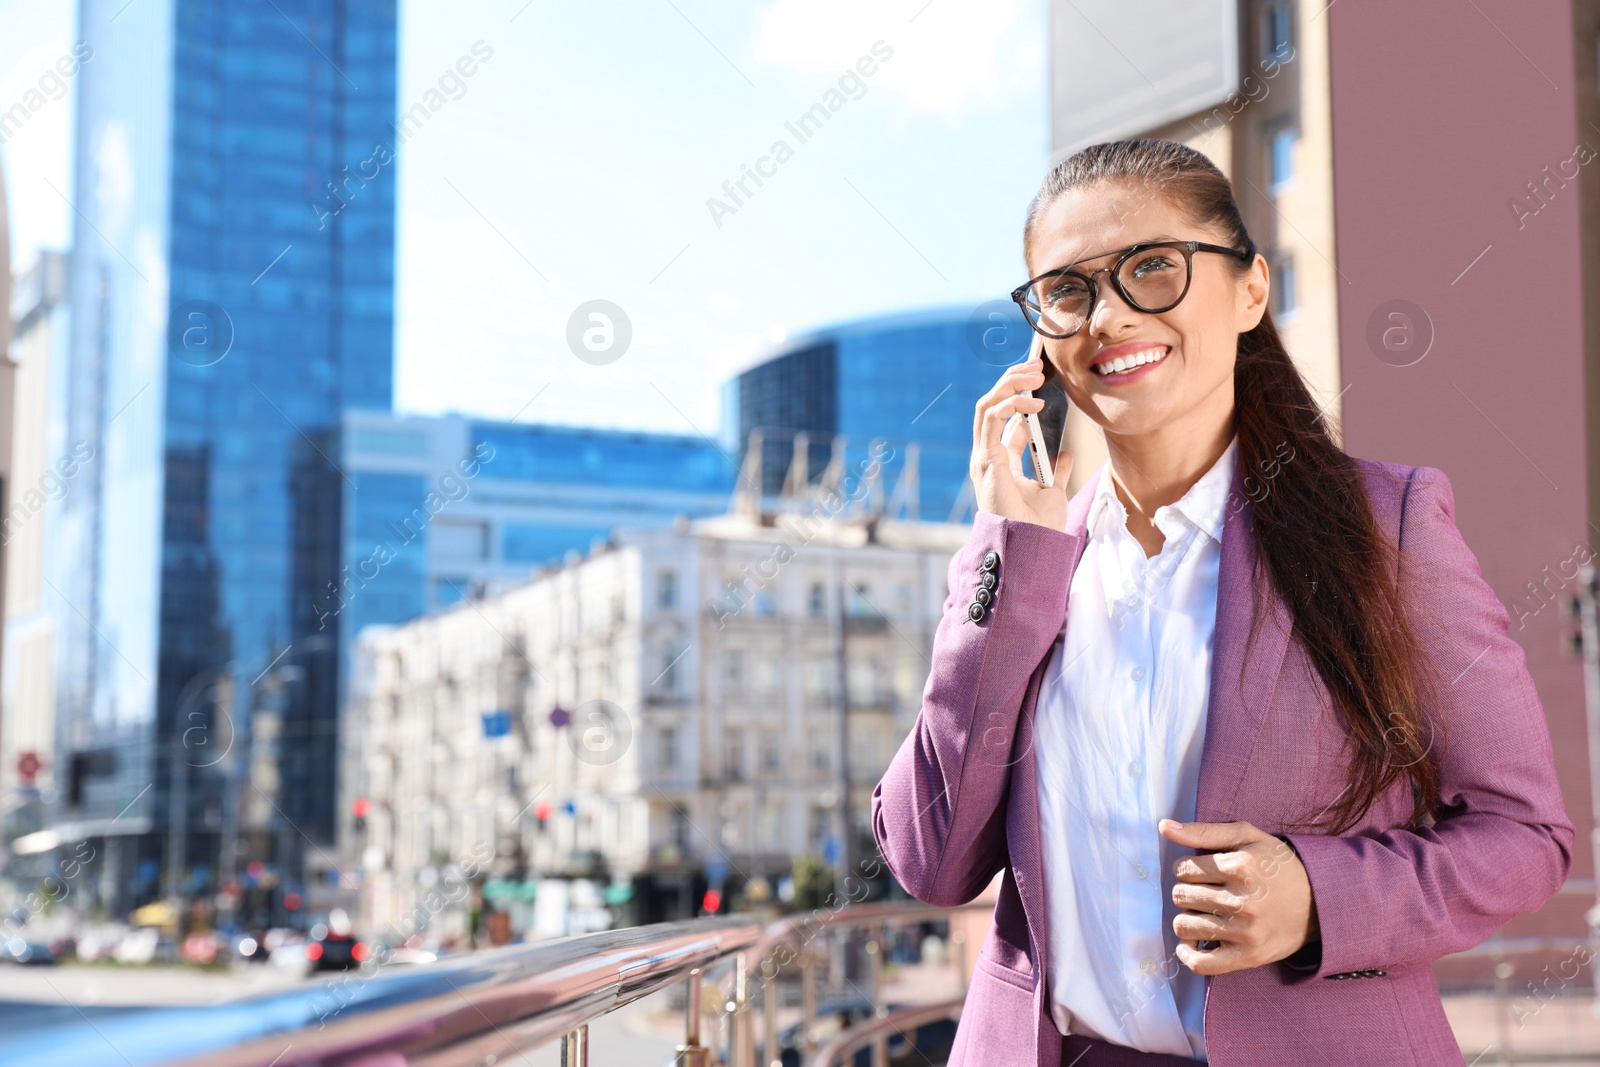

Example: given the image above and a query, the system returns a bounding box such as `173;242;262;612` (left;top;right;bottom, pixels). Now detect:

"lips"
1091;344;1170;377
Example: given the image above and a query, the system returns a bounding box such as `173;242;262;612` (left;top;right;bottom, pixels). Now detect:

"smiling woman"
871;138;1573;1067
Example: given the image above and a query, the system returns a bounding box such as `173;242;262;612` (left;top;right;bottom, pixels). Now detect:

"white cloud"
746;0;1042;119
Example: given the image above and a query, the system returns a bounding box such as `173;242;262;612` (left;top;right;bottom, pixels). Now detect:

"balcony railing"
0;900;986;1067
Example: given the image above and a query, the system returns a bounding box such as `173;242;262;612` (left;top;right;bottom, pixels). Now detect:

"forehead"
1028;182;1198;274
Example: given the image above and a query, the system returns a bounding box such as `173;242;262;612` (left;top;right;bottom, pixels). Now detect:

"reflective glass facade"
58;0;397;908
729;307;1036;522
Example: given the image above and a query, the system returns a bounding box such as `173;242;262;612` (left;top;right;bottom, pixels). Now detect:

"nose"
1087;269;1143;338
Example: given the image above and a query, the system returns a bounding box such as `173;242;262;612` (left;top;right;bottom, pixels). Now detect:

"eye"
1129;254;1178;278
1042;278;1087;305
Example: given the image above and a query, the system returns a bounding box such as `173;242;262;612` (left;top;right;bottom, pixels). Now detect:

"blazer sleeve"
1281;465;1575;980
870;510;1079;908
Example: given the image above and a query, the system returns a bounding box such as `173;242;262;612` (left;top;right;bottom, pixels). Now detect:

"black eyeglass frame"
1010;239;1255;339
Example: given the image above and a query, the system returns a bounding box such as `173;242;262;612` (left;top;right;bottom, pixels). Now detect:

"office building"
49;0;397;914
1;253;72;862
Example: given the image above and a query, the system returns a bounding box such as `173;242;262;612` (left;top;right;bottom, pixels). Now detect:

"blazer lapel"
1007;478;1095;986
1193;456;1294;822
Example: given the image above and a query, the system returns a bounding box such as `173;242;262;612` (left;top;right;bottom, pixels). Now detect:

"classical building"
343;437;970;931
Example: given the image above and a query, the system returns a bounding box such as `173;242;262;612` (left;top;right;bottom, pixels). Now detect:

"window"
810;807;832;849
658;569;677;609
895;583;913;618
760;728;782;772
759;801;782;847
806;658;833;700
848;582;875;617
1271;254;1298;319
725;727;745;782
756;653;782;694
811;738;832;774
1262;2;1292;64
656;644;682;693
1269;126;1297;194
754;589;775;616
724;649;743;688
847;655;879;707
808;581;826;619
658;727;678;771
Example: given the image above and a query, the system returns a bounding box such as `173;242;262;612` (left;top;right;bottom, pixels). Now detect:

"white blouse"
1033;435;1237;1062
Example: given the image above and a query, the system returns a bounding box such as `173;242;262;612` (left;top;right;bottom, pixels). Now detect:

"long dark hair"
1023;138;1444;834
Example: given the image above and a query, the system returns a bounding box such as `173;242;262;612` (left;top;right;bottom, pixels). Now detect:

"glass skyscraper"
54;0;397;912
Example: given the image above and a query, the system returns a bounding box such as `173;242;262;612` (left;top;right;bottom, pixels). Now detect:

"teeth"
1096;348;1166;375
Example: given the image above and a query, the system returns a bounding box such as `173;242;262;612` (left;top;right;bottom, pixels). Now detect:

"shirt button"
1131;666;1145;681
1139;956;1157;976
1127;761;1142;779
1134;862;1149;880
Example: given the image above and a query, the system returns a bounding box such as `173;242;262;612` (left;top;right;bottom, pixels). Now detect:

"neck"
1104;395;1235;522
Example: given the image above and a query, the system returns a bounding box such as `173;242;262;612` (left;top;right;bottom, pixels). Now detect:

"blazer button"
968;602;988;623
980;571;998;591
981;550;999;572
974;587;993;608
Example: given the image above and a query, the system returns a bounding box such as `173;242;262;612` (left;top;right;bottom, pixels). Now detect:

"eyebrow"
1056;234;1180;273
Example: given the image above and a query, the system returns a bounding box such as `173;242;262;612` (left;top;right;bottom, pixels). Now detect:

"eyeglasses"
1010;240;1253;339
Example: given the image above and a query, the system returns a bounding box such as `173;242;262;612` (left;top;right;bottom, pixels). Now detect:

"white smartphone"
1021;331;1057;488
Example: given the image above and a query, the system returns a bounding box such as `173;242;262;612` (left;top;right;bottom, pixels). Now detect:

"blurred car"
762;997;958;1067
3;937;60;965
306;931;368;972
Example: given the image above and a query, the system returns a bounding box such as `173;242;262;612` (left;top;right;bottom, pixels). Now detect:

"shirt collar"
1086;434;1238;547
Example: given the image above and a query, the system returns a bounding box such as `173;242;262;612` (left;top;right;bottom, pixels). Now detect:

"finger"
1000;414;1027;479
1159;818;1261;852
1173;910;1236;944
1171;883;1245;914
972;362;1048;442
1175;939;1244;977
977;393;1045;456
1172;853;1228;884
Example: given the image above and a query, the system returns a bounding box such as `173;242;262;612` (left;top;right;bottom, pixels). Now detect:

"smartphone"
1021;332;1065;488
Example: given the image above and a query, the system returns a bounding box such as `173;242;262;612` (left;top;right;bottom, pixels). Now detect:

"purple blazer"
871;458;1574;1066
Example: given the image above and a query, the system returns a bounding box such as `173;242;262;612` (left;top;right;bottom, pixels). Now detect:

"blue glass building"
54;0;397;912
722;305;1062;521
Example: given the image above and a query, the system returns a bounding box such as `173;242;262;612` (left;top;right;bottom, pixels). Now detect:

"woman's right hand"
970;351;1073;530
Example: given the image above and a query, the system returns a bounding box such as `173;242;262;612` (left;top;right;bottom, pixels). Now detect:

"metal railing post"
762;950;780;1067
801;942;818;1061
865;937;887;1067
733;950;755;1067
561;1024;589;1067
677;966;711;1067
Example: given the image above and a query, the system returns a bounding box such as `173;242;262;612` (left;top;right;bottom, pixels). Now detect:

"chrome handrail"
0;915;761;1067
804;998;966;1067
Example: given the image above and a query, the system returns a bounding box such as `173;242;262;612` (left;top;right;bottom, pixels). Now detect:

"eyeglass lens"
1026;246;1189;337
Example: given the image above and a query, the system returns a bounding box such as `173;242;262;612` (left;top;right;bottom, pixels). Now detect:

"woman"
870;138;1573;1066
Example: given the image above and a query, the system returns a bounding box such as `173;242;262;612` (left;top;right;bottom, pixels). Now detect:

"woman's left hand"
1157;818;1320;976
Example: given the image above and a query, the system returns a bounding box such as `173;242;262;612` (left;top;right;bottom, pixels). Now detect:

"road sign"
481;710;511;738
17;752;40;782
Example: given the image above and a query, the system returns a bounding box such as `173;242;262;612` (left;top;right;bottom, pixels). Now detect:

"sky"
0;0;1048;436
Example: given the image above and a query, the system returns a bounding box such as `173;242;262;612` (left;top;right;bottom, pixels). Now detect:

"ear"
1235;252;1271;334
